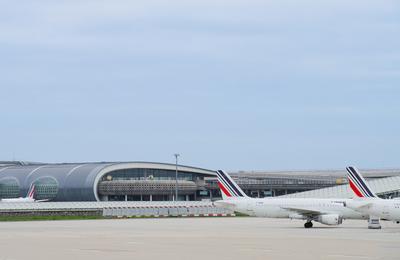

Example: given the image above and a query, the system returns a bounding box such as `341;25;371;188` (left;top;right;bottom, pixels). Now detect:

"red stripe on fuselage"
218;182;232;197
349;178;364;197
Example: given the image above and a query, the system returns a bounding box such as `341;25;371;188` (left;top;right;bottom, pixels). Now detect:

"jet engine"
316;214;343;225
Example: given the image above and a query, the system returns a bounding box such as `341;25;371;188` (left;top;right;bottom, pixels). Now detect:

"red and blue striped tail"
216;170;247;198
27;184;35;199
346;166;377;198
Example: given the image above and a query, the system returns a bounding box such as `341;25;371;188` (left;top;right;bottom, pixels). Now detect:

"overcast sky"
0;1;399;171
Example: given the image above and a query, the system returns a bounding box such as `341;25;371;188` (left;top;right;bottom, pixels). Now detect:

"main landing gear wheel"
304;221;313;228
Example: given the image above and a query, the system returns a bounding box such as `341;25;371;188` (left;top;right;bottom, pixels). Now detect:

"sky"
0;0;399;171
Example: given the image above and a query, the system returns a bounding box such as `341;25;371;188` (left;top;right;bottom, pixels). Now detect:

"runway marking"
76;248;134;253
327;254;371;259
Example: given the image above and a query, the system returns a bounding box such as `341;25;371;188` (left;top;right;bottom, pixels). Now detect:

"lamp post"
174;153;180;201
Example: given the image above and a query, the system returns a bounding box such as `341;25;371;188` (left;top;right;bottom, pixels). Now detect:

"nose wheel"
304;221;313;228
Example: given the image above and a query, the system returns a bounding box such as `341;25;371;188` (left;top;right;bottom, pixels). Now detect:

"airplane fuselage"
1;197;35;203
216;197;367;220
347;199;400;221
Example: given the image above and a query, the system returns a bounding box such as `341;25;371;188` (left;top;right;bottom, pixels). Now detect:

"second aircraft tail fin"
27;184;35;199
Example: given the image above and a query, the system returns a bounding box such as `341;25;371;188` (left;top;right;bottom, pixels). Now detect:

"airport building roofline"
231;168;400;178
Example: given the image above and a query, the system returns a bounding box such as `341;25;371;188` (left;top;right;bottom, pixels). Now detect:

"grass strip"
0;215;104;222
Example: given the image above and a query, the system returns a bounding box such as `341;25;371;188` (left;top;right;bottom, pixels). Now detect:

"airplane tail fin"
216;170;248;200
346;166;377;198
27;184;35;199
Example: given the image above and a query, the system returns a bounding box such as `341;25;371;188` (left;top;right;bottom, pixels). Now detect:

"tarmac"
0;217;399;260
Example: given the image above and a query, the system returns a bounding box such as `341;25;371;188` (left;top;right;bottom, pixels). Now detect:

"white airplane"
214;170;368;228
344;166;400;223
1;184;47;203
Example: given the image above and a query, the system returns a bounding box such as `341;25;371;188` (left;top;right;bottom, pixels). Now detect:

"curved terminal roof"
0;162;216;201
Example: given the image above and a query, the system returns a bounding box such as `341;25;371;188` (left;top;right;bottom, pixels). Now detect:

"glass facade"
101;168;196;182
0;178;20;199
97;168;205;201
32;177;59;200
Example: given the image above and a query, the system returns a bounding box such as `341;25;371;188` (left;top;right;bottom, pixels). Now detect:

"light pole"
174;153;180;201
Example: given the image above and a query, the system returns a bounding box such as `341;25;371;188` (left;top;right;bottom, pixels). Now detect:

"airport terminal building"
0;162;215;201
0;161;400;201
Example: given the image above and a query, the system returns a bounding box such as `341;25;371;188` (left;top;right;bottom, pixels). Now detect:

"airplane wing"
356;203;373;208
348;201;373;209
281;207;324;217
213;200;235;209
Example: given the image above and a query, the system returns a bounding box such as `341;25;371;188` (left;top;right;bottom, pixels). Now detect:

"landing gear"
368;216;381;229
304;221;313;228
